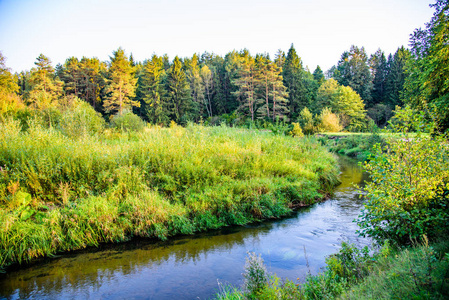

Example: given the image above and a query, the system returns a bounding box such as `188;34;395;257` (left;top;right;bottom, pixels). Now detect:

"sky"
0;0;435;74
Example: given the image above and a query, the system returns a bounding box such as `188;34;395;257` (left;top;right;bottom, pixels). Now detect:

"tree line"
1;0;448;132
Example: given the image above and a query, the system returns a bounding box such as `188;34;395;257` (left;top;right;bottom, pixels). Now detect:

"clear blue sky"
0;0;434;73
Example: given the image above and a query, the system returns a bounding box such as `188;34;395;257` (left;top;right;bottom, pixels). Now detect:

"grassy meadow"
0;119;339;271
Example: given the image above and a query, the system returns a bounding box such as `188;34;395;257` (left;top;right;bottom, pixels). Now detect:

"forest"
1;0;448;134
0;43;418;133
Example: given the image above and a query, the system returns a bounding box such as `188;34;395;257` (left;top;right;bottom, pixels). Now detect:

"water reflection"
0;156;370;300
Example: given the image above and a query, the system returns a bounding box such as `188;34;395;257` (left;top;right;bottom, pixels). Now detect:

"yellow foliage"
290;122;304;137
319;107;342;132
0;90;25;114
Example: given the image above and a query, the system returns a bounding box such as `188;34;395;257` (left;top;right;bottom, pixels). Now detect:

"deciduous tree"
404;0;449;130
0;52;19;94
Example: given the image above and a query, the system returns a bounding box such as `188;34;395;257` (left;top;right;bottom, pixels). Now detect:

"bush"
318;107;342;132
299;107;316;135
358;106;449;245
110;110;146;132
290;122;304;137
58;98;105;138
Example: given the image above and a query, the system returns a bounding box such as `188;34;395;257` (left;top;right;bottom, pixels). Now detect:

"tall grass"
341;239;449;300
0;119;339;270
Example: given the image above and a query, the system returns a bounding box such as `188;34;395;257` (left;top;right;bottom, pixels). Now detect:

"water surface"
0;156;370;299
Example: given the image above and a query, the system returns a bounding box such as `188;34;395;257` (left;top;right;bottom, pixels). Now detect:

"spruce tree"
283;44;312;119
385;47;410;107
313;66;325;85
166;56;192;123
137;55;168;124
369;49;388;107
335;45;373;104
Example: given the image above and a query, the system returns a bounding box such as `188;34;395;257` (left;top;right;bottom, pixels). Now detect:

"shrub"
299;107;316;135
290;122;304;137
0;90;25;115
358;106;449;245
110;110;146;132
318;107;342;132
58;98;105;138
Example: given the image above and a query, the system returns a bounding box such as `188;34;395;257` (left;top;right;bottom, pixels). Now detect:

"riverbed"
0;156;370;299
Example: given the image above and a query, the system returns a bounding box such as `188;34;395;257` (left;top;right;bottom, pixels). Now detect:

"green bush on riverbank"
216;239;449;300
0;119;339;271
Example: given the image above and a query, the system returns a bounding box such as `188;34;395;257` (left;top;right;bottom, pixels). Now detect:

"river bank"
0;156;367;299
0;121;339;272
316;132;385;161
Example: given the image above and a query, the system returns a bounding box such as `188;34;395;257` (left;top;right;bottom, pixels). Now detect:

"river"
0;156;370;299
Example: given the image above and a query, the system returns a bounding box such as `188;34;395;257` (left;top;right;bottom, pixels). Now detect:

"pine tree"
270;61;289;121
60;57;83;98
27;54;63;109
255;54;272;120
274;49;285;69
103;48;139;115
230;50;258;121
79;57;107;110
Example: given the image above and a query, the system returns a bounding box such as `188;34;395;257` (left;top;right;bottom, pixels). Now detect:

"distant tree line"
1;1;448;132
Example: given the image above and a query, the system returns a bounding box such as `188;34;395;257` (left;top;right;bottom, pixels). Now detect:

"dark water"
0;156;370;300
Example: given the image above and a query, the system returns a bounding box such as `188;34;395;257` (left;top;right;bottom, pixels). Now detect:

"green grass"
0;120;339;270
341;240;449;300
316;132;386;160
